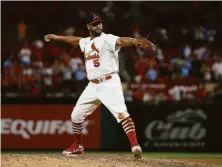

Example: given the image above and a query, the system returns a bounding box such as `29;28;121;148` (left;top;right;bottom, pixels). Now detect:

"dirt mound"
2;153;218;167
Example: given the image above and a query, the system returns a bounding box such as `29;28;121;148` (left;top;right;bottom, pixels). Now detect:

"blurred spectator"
168;86;186;101
193;45;207;60
122;83;133;102
74;64;86;81
131;24;142;38
43;63;53;93
202;49;211;60
180;57;192;78
156;47;164;61
181;27;189;36
78;10;87;19
65;27;76;36
124;89;133;102
18;41;32;66
145;66;158;82
4;54;14;68
182;44;192;58
154;93;168;104
135;56;148;76
156;28;168;41
143;92;153;103
34;39;44;49
74;64;87;94
134;89;144;101
134;75;142;84
32;39;44;68
61;64;73;81
60;50;70;63
21;64;35;94
211;83;222;103
207;28;216;42
212;58;222;80
46;44;61;60
102;2;115;19
17;21;27;41
60;63;73;95
194;26;207;41
32;64;42;85
201;64;212;82
181;65;190;78
69;54;83;72
170;57;184;79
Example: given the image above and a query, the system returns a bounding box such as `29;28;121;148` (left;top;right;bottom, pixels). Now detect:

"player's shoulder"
79;37;90;47
102;33;115;37
80;37;90;42
101;33;119;41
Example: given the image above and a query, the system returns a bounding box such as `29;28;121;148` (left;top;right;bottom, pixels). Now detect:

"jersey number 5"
93;59;100;67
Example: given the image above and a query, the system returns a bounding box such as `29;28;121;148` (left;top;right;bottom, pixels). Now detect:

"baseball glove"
135;38;157;56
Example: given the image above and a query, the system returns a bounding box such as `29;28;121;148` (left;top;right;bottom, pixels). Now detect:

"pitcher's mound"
2;153;218;167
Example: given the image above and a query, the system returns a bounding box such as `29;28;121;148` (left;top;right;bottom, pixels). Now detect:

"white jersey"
79;32;121;80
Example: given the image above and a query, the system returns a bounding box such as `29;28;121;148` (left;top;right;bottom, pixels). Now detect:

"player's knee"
71;107;84;123
116;111;130;123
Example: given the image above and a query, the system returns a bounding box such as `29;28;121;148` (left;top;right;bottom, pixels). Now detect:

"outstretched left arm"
116;37;136;48
116;37;157;55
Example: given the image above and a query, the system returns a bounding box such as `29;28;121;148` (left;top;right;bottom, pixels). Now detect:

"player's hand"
44;34;59;42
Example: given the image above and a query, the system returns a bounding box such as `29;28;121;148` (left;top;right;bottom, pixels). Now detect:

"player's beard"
90;28;102;37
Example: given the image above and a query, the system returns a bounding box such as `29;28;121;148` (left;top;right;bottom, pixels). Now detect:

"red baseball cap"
86;13;104;25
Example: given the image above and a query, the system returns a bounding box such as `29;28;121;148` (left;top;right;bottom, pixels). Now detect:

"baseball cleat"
132;145;142;160
62;143;84;157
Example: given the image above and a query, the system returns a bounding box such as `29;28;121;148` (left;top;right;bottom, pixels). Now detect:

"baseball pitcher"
44;13;156;159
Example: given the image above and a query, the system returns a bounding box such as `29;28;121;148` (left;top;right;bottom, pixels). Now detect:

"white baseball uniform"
71;32;129;123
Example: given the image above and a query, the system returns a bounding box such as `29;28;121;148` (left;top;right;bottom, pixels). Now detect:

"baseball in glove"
134;37;157;56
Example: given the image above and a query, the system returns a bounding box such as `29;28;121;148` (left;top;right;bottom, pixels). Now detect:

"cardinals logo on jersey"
91;43;99;53
85;42;100;61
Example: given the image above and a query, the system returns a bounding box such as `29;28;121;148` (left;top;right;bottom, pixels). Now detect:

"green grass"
142;153;222;159
108;152;222;158
140;153;222;166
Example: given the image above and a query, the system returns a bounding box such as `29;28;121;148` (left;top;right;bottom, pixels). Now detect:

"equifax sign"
1;119;92;139
1;105;101;149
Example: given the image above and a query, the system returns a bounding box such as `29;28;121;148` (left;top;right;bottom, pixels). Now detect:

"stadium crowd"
2;1;222;104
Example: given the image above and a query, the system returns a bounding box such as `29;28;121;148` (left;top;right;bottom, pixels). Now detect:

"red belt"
90;74;113;84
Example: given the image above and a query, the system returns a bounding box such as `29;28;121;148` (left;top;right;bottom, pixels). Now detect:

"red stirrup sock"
121;117;139;147
72;121;84;145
